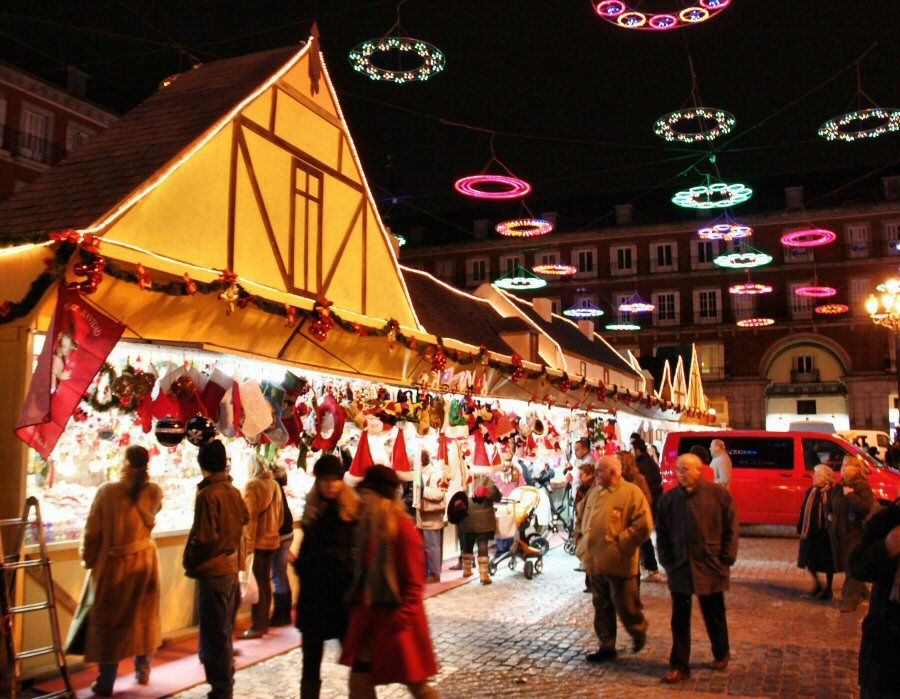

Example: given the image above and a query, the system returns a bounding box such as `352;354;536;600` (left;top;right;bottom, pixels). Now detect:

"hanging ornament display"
713;245;773;269
697;221;753;241
392;233;407;247
455;174;531;200
780;228;836;247
348;37;445;84
815;303;849;315
736;317;775;328
618;293;654;313
563;303;604;318
729;282;772;295
155;416;186;448
533;263;576;277
185;415;217;447
509;353;525;383
795;285;837;298
819;107;900;142
431;345;447;373
654;107;735;143
594;0;730;31
605;322;641;331
493;265;547;291
309;298;334;342
672;182;753;209
495;218;554;238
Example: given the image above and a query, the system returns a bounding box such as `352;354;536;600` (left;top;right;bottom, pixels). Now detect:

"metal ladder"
1;496;73;698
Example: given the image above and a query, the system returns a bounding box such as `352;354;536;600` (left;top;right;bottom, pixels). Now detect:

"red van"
660;431;900;526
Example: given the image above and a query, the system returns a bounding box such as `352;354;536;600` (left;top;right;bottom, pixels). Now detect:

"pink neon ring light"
815;303;849;315
495;218;554;237
780;228;836;248
594;0;729;31
736;317;775;328
795;285;837;298
454;175;531;200
729;283;772;295
533;263;576;276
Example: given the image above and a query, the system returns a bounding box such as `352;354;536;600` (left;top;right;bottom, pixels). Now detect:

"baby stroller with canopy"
488;486;544;580
532;468;576;555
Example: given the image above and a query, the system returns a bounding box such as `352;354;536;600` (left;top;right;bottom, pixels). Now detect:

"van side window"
803;439;850;472
678;436;792;469
877;434;889;448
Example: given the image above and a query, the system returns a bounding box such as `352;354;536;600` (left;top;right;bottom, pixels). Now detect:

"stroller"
488;486;544;580
532;468;576;555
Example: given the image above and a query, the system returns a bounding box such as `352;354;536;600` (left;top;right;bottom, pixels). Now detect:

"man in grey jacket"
710;439;733;490
576;455;652;663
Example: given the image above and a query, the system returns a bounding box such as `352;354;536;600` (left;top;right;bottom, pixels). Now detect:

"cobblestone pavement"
175;531;864;698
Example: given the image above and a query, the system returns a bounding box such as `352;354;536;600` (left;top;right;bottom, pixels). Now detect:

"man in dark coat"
656;453;739;684
829;456;876;612
850;497;899;698
633;440;663;582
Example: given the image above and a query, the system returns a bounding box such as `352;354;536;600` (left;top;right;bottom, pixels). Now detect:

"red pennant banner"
15;285;125;458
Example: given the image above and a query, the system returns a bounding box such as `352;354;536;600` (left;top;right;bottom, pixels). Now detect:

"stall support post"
0;325;33;521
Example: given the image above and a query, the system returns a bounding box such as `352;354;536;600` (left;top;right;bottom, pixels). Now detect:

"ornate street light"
866;278;900;430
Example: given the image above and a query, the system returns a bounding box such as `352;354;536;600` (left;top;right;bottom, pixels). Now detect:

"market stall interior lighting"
495;218;554;238
533;263;577;277
604;322;641;331
654;108;735;143
563;303;604;318
493;265;547;291
618;293;655;313
736;317;775;328
672;182;753;210
780;228;837;248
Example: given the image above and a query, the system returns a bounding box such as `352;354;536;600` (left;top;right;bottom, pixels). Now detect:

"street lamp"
866;278;900;432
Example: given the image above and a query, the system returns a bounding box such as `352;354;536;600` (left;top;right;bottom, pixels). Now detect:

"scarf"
799;487;828;540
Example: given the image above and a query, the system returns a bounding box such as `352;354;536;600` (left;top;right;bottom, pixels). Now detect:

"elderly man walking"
576;455;652;662
709;439;733;490
656;453;739;684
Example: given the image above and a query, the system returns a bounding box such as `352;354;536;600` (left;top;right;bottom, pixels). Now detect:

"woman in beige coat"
66;445;163;696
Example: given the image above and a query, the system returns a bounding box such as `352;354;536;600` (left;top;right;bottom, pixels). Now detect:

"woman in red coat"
340;465;439;698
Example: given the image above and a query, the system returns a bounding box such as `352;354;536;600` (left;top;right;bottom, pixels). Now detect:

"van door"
802;437;852;479
724;436;798;525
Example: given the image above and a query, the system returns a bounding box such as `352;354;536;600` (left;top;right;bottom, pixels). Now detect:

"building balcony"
790;368;820;383
767;380;847;397
0;126;67;166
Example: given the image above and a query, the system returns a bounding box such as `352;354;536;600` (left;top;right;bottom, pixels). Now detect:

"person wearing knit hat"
198;439;228;472
340;465;438;696
295;452;359;699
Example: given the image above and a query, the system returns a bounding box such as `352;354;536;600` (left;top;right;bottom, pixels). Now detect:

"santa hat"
470;430;492;474
525;432;538;457
490;445;502;467
391;428;414;481
201;367;232;418
310;393;345;452
492;410;516;441
346;431;374;485
435;432;449;463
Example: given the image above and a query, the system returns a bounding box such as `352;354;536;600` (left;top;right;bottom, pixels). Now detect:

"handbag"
240;555;259;605
419;473;446;513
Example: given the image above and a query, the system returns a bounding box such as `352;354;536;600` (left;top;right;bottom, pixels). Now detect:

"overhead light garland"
563;303;604;318
713;245;773;269
493;265;547;291
533;263;576;277
780;228;836;248
795;285;837;298
697;220;753;241
618;293;655;313
729;282;772;295
818;108;900;143
815;303;849;315
455;132;532;200
605;322;641;331
495;218;553;238
672;182;752;210
654;108;735;143
593;0;730;31
736;317;775;328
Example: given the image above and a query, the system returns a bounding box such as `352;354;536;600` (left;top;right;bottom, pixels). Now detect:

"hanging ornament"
183;273;197;295
729;282;772;295
185;415;217;447
815;303;849;315
819;107;900;142
455;133;532;200
155;416;186;448
713;245;773;269
672;181;752;209
618;293;655;313
136;263;152;291
736;317;775;328
284;304;298;328
309;297;334;341
218;283;241;315
510;353;525;383
654;107;735;143
594;0;731;31
697;220;753;241
563;302;604;318
780;228;836;248
533;263;577;277
605;322;641;331
493;265;547;291
431;345;447;373
495;218;554;238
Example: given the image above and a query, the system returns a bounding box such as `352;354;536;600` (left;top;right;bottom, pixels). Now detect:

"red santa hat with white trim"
391;427;414;481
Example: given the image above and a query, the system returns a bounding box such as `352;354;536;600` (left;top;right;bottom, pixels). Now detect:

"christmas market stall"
0;32;713;678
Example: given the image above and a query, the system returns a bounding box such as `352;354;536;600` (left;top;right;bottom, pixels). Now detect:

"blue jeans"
98;654;151;688
270;536;292;595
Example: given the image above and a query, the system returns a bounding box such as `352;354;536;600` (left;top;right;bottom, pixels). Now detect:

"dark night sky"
2;1;900;242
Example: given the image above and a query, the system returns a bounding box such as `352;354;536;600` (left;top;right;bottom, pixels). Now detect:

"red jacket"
339;516;438;685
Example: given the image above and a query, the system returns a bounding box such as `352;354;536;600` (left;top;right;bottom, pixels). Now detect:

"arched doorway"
761;335;851;431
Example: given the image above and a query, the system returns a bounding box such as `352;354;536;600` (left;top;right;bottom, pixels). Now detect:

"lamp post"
866;278;900;432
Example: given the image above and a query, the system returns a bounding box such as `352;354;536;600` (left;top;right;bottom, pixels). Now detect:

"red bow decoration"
510;353;525;383
309;297;334;341
431;345;447;372
284;304;298;328
0;301;11;318
135;263;152;291
183;273;197;295
218;269;238;285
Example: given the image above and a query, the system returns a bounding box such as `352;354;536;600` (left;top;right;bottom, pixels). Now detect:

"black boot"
269;591;292;627
300;678;322;699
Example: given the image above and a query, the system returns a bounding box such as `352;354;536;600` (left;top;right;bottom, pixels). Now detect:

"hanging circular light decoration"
654;108;735;143
455;175;531;200
605;322;642;331
493;265;547;291
697;221;753;241
780;228;836;248
736;317;775;328
815;303;849;315
593;0;730;31
563;303;604;318
495;218;554;238
729;282;772;295
714;246;773;269
818;108;900;142
392;233;407;247
348;36;445;83
795;285;837;298
533;263;576;277
618;293;655;313
672;182;753;210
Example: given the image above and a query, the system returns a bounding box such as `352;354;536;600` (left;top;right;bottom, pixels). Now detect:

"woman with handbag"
66;445;163;696
416;450;449;583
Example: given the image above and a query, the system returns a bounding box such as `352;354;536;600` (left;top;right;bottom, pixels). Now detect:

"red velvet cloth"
339;517;438;685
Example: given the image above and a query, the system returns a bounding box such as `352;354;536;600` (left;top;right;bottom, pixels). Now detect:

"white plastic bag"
240;556;259;605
